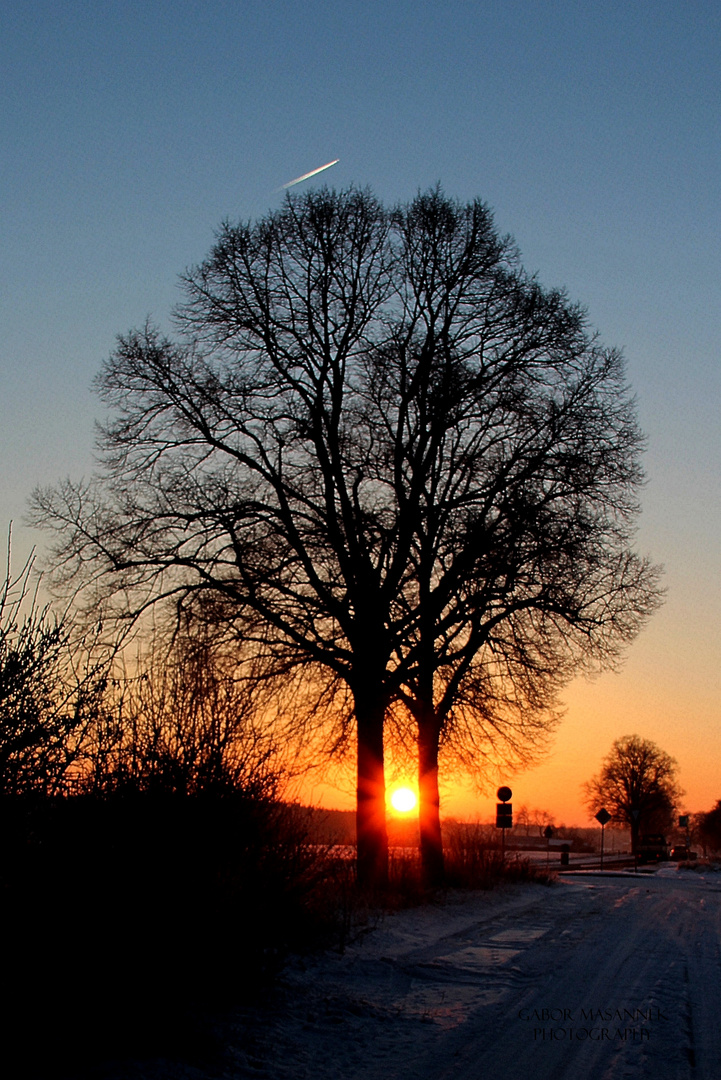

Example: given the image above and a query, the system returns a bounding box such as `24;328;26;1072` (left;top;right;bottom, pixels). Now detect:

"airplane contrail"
279;159;339;190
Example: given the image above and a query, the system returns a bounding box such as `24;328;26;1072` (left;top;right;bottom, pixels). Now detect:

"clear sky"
2;1;719;824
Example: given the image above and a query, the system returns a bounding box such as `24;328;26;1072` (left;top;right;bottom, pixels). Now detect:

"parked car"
670;845;697;861
637;834;669;863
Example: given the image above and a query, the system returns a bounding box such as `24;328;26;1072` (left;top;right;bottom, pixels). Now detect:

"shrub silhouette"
0;788;326;1077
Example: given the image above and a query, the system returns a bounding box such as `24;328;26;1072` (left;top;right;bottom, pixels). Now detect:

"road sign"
496;803;513;828
595;808;611;870
679;815;689;828
497;786;512;803
631;808;641;822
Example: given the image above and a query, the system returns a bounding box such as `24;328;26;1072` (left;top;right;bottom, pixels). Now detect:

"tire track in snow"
394;874;721;1080
224;871;721;1080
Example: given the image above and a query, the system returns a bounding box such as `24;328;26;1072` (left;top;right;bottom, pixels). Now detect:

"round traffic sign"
497;786;512;802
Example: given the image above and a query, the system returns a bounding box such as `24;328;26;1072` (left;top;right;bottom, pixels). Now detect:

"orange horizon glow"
296;658;719;827
293;580;719;828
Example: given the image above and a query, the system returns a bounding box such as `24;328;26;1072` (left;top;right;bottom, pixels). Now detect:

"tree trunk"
354;686;389;891
418;716;445;888
630;817;640;856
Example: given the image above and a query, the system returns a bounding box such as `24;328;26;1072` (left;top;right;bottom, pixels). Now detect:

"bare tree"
515;804;532;836
78;620;281;798
583;734;683;853
32;187;661;888
0;527;108;796
365;191;661;883
531;809;556;837
33;189;400;886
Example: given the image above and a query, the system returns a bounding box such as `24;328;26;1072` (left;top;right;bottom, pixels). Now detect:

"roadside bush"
0;535;108;798
0;789;335;1078
443;821;554;889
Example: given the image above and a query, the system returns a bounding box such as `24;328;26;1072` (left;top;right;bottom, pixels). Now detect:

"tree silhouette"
0;528;107;796
32;187;661;887
77;620;280;798
583;734;682;853
356;191;660;883
696;801;721;855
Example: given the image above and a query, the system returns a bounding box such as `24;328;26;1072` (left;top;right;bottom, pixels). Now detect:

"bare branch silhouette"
31;187;661;887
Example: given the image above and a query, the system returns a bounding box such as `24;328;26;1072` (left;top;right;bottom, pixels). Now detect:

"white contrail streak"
280;159;339;189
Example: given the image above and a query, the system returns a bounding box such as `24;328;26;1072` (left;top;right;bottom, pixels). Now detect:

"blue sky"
1;1;719;817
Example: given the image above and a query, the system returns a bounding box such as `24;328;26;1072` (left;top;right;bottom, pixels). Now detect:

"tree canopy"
583;734;682;852
32;186;661;886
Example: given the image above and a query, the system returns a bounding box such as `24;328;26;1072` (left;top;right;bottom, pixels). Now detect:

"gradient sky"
2;1;719;824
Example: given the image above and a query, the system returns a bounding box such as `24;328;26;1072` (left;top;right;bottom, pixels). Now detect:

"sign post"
595;808;612;870
679;814;690;853
631;808;641;872
543;824;554;868
496;787;513;862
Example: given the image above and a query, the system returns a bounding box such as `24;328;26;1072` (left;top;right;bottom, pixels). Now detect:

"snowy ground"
116;864;721;1080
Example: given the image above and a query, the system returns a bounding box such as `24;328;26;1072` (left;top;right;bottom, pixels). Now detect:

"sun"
390;786;417;813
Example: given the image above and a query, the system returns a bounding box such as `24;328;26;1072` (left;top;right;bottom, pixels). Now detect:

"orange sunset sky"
301;533;719;827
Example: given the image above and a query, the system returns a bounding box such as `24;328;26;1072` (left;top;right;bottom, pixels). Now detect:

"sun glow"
390;787;417;813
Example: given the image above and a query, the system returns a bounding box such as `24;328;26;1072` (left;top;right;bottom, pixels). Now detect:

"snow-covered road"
230;866;721;1080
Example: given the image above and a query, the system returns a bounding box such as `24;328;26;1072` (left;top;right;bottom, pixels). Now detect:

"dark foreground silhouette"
0;791;331;1078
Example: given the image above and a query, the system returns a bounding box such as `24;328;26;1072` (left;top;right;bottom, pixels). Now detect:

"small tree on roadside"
0;528;108;796
583;734;683;854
